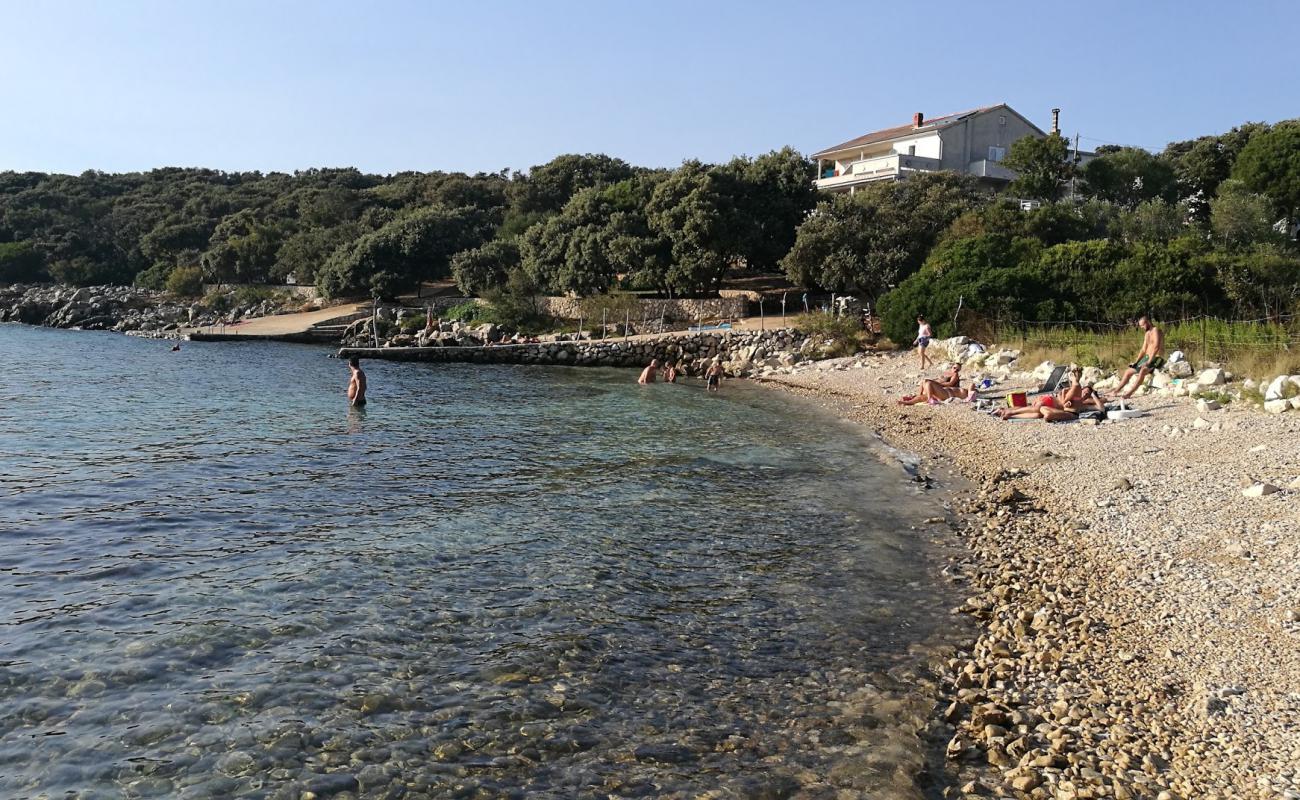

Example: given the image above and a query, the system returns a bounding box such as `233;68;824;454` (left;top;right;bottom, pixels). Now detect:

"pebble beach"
764;351;1300;799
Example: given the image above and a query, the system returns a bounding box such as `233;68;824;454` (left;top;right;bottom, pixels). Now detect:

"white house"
812;104;1082;193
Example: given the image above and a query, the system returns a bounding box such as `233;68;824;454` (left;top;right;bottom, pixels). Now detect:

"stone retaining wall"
402;296;751;322
535;296;750;322
202;283;319;300
338;328;808;376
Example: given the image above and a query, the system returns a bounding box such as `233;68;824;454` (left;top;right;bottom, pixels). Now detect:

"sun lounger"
974;365;1067;402
1028;365;1068;397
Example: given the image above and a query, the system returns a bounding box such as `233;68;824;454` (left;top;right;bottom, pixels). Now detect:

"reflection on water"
0;325;958;798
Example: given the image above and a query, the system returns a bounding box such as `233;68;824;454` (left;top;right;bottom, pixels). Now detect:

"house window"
907;144;916;155
999;115;1007;126
988;146;1006;162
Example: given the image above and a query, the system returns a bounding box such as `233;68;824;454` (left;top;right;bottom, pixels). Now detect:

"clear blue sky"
2;0;1294;176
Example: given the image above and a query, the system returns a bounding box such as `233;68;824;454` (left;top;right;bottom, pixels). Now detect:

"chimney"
1050;108;1061;135
913;112;924;128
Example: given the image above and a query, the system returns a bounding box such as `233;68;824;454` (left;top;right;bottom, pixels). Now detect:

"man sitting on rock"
637;359;659;384
1113;317;1165;398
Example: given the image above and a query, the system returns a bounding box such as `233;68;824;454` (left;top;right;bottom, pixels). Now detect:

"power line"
1076;134;1166;153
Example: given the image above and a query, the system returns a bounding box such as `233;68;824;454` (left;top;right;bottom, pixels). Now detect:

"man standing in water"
1113;316;1165;398
637;359;659;384
705;360;723;393
347;357;367;406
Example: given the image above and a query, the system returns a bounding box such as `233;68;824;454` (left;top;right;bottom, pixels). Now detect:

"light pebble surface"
761;350;1300;799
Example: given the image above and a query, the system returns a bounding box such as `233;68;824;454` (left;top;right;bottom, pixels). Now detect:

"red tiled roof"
812;105;1002;157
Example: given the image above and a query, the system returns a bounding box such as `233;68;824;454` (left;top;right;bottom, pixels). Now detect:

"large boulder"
991;349;1020;366
1264;375;1300;401
1032;361;1057;381
1196;368;1226;386
1165;359;1194;378
1263;399;1291;414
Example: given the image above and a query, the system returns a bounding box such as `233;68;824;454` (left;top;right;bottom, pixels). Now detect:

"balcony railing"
816;153;942;187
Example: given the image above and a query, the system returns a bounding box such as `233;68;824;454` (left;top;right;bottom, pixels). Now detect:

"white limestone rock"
1197;368;1226;386
1242;482;1280;498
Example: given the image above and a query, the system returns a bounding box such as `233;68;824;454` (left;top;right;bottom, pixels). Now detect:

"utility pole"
1071;133;1080;201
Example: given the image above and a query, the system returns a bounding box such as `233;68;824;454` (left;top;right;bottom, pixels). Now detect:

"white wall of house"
889;134;942;159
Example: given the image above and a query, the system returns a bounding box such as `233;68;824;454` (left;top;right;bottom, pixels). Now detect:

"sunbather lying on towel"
898;380;977;406
996;393;1076;421
998;369;1101;421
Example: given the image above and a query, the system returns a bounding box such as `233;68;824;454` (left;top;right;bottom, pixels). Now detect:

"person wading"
637;359;659;384
347;357;367;407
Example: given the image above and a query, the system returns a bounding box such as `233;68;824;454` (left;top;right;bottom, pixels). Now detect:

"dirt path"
189;303;366;337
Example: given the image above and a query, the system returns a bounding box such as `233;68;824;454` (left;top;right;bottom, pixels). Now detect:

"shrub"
399;315;427;334
480;268;554;333
368;270;402;301
0;241;46;283
443;301;487;323
797;312;867;358
165;266;204;297
879;234;1043;344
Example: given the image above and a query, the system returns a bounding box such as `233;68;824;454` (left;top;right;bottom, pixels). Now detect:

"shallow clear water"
0;324;957;799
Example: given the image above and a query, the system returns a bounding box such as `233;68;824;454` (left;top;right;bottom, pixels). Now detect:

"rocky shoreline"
0;283;296;337
763;353;1300;799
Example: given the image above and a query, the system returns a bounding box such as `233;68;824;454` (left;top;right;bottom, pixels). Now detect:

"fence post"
625;310;629;339
1200;315;1207;361
602;308;607;340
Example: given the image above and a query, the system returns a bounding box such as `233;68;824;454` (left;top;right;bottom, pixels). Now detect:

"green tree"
1114;199;1185;243
200;210;286;283
645;163;742;294
1202;245;1300;318
451;239;520;295
1162;122;1268;219
1231;120;1300;219
315;205;493;298
717;147;819;270
1080;147;1177;208
1210;181;1280;248
0;240;44;282
1003;133;1073;202
783;172;984;299
519;177;669;296
510;154;637;214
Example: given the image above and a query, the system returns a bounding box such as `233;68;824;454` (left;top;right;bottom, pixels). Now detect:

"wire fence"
959;311;1300;372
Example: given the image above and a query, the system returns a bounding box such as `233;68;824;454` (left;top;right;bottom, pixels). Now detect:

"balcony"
815;153;943;190
966;158;1017;181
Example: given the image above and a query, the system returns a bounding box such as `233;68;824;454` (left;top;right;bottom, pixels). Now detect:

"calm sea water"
0;324;959;799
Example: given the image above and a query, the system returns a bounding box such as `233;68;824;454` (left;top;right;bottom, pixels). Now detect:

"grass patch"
1194;389;1234;406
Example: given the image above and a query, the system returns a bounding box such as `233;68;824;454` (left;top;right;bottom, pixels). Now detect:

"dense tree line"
0;149;818;300
1;119;1296;335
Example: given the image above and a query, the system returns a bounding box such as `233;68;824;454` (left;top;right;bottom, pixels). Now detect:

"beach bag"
1006;392;1027;408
